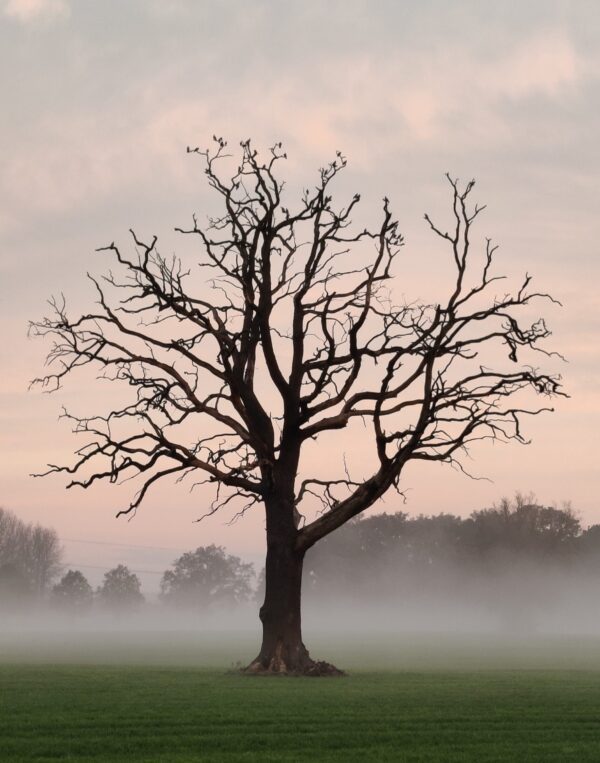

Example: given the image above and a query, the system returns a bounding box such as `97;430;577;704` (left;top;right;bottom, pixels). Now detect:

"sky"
1;0;599;587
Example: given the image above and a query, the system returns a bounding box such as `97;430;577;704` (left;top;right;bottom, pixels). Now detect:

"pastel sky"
1;0;599;585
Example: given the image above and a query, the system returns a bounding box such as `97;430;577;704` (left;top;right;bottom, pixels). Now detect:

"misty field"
1;630;600;761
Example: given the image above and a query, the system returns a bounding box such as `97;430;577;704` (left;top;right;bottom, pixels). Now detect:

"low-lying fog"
2;563;600;671
2;499;599;669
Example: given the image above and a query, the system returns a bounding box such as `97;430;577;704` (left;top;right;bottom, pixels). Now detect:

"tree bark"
250;541;308;672
245;495;343;676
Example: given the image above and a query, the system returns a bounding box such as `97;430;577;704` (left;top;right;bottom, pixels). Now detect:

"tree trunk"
245;500;343;676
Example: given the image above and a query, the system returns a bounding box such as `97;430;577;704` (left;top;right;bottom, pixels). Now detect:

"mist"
302;558;600;636
2;582;600;672
2;503;600;672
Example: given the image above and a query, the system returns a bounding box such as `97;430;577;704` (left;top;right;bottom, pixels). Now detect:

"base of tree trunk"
243;644;344;677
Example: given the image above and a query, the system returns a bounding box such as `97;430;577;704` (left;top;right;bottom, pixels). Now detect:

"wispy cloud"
4;0;69;22
489;31;583;98
0;27;587;232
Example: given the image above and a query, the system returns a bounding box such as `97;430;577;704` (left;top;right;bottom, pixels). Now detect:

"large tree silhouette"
31;139;562;674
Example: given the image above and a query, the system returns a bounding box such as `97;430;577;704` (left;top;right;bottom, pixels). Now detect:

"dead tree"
31;139;563;674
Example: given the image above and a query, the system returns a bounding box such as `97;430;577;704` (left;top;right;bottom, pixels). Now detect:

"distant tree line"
52;564;146;615
0;506;257;616
2;497;600;617
50;545;255;615
303;495;600;603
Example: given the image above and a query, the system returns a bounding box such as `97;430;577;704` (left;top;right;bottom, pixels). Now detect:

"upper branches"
31;142;563;533
295;175;564;550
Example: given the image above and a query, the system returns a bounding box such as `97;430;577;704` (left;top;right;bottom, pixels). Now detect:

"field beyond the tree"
1;630;600;761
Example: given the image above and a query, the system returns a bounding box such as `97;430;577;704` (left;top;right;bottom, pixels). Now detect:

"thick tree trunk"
245;497;343;676
249;542;309;672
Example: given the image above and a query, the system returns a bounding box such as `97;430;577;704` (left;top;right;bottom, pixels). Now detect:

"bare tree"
0;507;62;597
31;139;562;674
26;523;63;595
0;508;26;566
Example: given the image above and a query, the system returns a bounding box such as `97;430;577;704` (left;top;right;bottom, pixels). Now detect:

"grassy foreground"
1;664;600;762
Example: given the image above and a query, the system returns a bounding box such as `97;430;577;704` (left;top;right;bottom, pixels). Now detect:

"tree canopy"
96;564;144;613
52;569;93;614
160;544;254;610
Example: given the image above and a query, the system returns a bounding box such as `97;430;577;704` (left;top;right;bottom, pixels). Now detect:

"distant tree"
96;564;144;613
52;570;93;614
304;515;406;597
0;508;25;563
581;524;600;545
0;507;62;597
465;494;581;562
24;524;63;595
305;512;465;599
160;545;254;610
32;140;563;673
0;562;32;610
575;524;600;569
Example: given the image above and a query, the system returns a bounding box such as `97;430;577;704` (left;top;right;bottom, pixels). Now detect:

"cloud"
491;31;582;98
0;25;589;234
365;30;584;144
4;0;69;22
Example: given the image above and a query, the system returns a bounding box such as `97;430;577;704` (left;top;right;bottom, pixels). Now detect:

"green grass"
1;663;600;761
1;630;600;761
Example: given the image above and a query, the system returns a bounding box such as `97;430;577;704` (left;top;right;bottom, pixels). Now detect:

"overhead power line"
61;537;185;553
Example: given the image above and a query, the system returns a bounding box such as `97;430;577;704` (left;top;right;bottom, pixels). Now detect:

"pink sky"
1;2;599;582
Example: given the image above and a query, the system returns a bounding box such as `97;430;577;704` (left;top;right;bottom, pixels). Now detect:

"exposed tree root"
243;655;345;677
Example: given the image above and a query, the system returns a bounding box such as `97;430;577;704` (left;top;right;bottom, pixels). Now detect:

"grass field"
1;630;600;761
